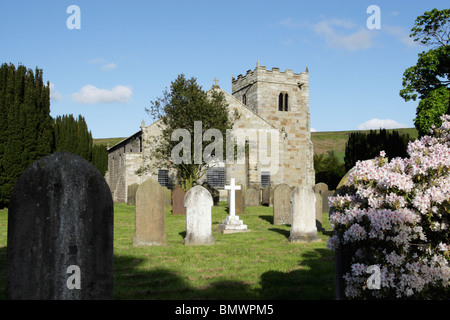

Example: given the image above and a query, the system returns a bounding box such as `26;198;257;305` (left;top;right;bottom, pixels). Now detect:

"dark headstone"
6;152;114;300
172;185;186;215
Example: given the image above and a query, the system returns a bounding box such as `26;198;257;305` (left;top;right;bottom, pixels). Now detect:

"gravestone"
228;189;245;215
262;185;271;206
6;152;113;300
269;188;274;207
245;187;260;207
322;190;334;215
289;186;320;243
315;192;323;230
134;179;167;246
172;185;186;215
273;184;292;225
127;183;140;205
184;185;215;245
313;182;328;194
163;186;172;212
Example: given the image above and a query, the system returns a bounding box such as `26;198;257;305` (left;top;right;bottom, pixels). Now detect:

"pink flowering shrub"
327;115;450;299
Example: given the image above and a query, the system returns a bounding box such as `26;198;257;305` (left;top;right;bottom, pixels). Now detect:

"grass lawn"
0;202;335;300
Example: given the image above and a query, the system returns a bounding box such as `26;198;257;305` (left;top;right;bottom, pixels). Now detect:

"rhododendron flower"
328;115;450;299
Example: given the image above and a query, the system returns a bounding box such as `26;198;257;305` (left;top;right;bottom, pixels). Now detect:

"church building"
107;62;315;203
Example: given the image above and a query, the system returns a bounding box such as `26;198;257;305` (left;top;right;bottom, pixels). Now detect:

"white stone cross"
225;178;241;217
214;77;219;86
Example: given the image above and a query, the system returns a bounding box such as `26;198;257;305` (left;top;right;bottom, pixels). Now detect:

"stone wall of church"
232;64;315;188
108;132;143;203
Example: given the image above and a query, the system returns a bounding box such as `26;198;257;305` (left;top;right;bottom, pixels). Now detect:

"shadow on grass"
113;248;334;300
0;246;334;300
258;215;273;224
268;228;290;239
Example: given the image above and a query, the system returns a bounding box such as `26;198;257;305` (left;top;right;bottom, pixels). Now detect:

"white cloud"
310;128;317;132
101;62;117;71
357;118;409;130
383;25;417;47
89;58;117;71
72;85;132;104
49;82;63;101
312;19;376;51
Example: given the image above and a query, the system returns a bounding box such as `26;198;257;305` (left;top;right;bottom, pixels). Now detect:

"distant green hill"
94;127;418;163
93;137;127;147
311;128;418;163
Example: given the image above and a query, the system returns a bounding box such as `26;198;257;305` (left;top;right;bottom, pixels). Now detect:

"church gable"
209;87;277;132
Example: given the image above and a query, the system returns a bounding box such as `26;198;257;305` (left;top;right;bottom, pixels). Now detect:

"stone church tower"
107;62;315;202
230;61;314;188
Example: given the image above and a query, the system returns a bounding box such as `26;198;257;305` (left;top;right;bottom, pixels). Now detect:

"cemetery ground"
0;202;334;300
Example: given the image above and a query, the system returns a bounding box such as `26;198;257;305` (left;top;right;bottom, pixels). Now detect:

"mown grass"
0;203;335;300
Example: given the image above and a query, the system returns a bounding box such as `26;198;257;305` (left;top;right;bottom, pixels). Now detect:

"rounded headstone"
6;152;114;300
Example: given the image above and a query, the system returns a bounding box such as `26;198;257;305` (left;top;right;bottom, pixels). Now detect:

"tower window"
278;93;283;111
242;94;247;105
278;92;289;112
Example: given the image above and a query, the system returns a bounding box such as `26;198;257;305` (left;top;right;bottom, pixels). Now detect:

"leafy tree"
142;74;235;191
414;86;449;136
400;9;450;136
314;151;346;190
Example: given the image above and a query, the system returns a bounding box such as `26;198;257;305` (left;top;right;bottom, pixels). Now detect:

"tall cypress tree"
0;64;9;206
0;63;54;208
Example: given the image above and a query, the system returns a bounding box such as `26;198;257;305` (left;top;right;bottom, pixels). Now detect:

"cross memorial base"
217;215;250;234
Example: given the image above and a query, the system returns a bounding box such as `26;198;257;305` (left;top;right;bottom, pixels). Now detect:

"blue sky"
1;0;448;139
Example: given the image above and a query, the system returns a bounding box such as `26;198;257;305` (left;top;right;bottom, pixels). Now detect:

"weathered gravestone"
245;187;260;207
228;189;245;215
133;179;167;246
172;185;186;215
127;183;140;205
322;190;334;215
313;182;328;195
315;192;323;230
184;185;214;245
6;152;114;300
273;184;292;225
262;185;271;206
289;186;320;243
163;186;172;212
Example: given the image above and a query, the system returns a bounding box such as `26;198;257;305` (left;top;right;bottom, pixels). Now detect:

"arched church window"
278;92;289;111
278;93;283;111
242;94;247;105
